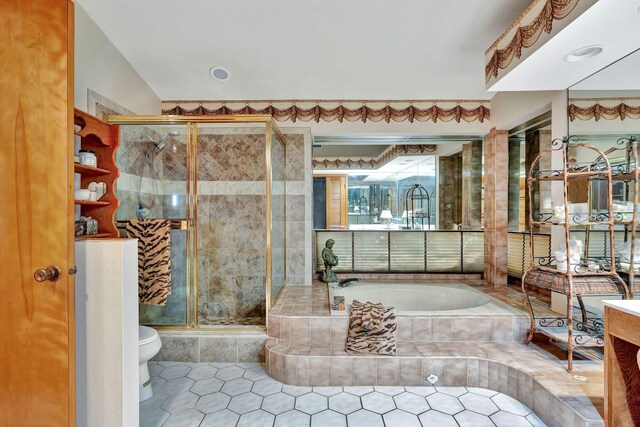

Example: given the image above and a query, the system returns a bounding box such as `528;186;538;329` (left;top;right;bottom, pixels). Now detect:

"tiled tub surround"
265;282;605;426
141;361;547;427
153;332;267;364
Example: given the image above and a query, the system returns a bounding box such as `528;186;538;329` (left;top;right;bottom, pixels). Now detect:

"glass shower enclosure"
108;115;286;330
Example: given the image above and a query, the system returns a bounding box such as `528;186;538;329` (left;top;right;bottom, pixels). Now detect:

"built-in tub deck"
267;280;605;427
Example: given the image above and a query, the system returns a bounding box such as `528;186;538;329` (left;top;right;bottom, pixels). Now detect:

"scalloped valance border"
569;98;640;121
313;144;437;170
161;100;490;124
485;0;579;83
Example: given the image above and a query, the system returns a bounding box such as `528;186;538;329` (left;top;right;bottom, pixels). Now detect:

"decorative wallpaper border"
313;144;437;170
161;100;490;124
569;98;640;121
485;0;580;83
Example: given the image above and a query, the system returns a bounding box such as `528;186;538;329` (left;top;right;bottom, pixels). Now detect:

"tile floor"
141;361;547;427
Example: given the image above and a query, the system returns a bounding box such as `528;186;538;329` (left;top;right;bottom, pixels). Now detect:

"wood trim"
67;1;76;424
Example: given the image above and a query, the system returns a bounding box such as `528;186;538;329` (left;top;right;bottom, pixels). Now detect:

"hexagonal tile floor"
141;362;547;427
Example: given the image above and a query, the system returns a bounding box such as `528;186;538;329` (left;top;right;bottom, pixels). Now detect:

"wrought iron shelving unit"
599;136;640;296
522;136;630;372
403;184;431;230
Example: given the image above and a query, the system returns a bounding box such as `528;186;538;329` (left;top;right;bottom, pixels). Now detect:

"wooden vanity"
604;300;640;426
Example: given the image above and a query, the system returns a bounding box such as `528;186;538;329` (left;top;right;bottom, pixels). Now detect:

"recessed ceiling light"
563;45;605;63
209;66;230;81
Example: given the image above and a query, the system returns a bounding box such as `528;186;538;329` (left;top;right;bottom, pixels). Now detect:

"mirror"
568;48;640;214
311;138;484;230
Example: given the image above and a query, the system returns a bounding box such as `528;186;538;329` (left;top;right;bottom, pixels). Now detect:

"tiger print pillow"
346;300;397;355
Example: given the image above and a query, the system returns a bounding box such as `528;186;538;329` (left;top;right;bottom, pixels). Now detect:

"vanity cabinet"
604;301;640;427
73;109;120;238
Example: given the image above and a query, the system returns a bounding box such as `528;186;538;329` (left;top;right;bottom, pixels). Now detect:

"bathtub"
328;282;519;316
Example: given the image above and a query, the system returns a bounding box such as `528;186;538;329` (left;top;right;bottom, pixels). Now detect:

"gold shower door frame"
105;115;287;331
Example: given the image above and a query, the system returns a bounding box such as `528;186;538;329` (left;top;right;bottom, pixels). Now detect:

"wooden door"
326;175;348;228
0;1;75;425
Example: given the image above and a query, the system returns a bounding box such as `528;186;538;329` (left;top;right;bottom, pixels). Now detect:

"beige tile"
508;366;519;398
477;359;489;389
237;337;266;363
310;317;331;342
399;358;422;386
397;317;412;341
296;357;310;386
283;354;296;384
444;359;467;386
466;358;479;387
330;357;355;386
470;318;492;341
330;317;348;345
280;317;292;341
155;336;199;362
491;317;513;342
450;318;471;341
411;318;432;342
309;357;332;386
290;317;311;343
354;357;377;385
488;361;499;391
200;337;237;363
376;358;400;385
422;359;445;386
431;318;452;341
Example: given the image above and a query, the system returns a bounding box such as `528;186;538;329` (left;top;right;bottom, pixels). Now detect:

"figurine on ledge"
321;239;339;283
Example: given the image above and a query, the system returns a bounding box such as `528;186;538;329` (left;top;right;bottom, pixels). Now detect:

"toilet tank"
75;239;139;427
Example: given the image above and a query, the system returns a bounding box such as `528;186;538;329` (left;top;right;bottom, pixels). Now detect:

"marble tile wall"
484;129;509;287
196;128;313;325
462;141;483;228
153;332;267;363
438;156;462;229
508;140;521;230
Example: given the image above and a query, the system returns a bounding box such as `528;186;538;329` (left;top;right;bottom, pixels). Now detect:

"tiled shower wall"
196;128;312;326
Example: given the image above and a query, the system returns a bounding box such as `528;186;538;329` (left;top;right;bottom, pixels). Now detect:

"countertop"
603;300;640;317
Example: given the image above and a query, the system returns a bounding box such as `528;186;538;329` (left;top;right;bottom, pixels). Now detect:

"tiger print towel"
346;299;397;355
359;301;385;332
126;219;172;306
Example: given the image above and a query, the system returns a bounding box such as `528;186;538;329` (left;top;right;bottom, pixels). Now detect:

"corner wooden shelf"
73;109;120;239
73;163;111;175
75;233;111;240
74;200;110;206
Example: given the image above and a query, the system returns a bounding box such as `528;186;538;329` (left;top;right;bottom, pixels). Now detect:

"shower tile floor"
141;362;546;427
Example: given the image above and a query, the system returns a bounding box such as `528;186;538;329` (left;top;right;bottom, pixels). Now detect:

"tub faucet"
338;278;359;287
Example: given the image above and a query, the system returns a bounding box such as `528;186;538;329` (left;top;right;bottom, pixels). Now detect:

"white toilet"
139;325;162;402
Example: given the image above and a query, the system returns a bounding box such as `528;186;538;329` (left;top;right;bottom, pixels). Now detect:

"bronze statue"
321;239;339;283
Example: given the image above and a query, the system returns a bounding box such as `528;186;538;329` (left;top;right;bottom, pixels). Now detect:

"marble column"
462;141;483;228
508;139;521;230
438;156;462;229
484;129;509;287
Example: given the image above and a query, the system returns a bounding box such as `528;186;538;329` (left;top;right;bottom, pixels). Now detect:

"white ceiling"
487;0;640;92
571;48;640;91
77;0;531;101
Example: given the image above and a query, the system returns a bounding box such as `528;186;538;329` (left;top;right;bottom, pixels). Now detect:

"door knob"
34;266;62;282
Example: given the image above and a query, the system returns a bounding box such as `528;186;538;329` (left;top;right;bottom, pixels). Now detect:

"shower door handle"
34;265;62;282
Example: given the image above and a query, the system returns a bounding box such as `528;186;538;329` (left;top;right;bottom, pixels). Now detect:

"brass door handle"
34;266;62;282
